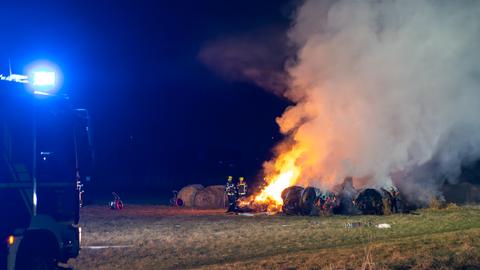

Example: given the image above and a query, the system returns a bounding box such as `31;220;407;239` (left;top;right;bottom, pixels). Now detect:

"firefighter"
225;176;238;213
237;177;248;197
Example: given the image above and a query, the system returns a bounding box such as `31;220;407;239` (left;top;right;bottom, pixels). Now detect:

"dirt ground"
66;205;480;270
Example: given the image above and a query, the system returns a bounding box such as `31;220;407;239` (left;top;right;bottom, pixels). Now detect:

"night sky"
0;1;294;193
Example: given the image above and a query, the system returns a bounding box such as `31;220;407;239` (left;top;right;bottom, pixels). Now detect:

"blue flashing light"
33;71;55;86
25;60;62;95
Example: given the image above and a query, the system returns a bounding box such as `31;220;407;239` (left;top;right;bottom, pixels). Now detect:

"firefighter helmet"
239;177;244;182
227;176;233;181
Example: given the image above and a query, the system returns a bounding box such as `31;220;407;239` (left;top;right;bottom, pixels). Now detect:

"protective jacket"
237;182;247;196
226;182;237;196
225;181;238;213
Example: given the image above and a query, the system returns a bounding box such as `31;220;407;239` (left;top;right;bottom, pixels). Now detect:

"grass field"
66;205;480;270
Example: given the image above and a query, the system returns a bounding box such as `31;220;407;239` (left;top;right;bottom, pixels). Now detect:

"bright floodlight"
33;71;56;86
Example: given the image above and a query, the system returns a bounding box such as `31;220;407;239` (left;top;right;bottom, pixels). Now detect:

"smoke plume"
199;27;290;95
270;0;480;204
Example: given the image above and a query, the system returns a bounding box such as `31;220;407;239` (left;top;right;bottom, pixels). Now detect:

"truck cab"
0;80;92;270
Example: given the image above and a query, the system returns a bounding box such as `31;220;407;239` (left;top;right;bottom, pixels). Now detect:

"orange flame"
252;146;304;211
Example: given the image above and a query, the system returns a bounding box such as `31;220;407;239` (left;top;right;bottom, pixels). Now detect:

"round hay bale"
194;185;227;209
281;186;304;215
207;185;227;208
355;188;385;215
177;184;204;207
378;187;403;214
300;187;321;215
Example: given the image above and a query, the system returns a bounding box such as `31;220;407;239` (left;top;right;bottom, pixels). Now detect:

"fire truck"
0;69;92;269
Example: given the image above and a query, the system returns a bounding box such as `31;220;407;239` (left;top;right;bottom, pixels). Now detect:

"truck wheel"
30;254;56;270
17;252;56;270
16;242;57;270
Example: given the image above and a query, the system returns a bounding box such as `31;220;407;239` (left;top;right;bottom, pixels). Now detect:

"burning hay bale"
281;186;304;215
280;186;339;216
355;188;387;215
299;187;321;215
300;187;339;216
249;174;407;216
379;187;405;214
213;174;407;216
273;176;405;216
177;184;204;207
335;177;361;215
318;191;338;215
193;185;227;209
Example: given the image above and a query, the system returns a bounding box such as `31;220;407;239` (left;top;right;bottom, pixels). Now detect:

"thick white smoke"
276;0;480;203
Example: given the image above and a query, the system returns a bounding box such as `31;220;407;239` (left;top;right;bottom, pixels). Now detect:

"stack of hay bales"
282;186;338;216
177;184;204;207
177;184;227;209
